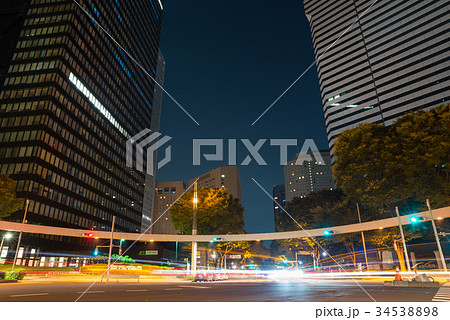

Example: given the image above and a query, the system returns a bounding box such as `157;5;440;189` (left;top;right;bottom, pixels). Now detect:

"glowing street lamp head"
409;216;424;223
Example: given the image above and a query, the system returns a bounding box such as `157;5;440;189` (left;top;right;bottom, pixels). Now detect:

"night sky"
156;0;329;234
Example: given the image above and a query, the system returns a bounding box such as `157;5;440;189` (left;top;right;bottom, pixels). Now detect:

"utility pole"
107;216;115;276
395;207;411;272
191;181;198;275
357;203;369;271
426;199;447;272
12;200;29;272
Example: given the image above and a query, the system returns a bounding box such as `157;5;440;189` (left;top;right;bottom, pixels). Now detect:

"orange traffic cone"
395;266;402;281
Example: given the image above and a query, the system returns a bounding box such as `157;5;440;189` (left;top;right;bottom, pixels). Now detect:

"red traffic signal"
84;232;94;238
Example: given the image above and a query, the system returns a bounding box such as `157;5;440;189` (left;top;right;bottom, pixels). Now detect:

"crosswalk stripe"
431;284;450;302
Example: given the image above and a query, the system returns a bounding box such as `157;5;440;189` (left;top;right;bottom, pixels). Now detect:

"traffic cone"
395;266;402;281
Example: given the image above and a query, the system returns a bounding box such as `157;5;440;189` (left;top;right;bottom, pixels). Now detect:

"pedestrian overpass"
1;206;449;242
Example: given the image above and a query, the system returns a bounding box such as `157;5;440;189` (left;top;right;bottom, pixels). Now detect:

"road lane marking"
432;284;450;302
76;291;104;294
178;285;210;289
10;293;49;297
165;288;182;291
126;289;148;292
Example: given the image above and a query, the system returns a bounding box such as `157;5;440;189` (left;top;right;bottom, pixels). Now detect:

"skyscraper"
303;0;449;153
272;184;286;232
188;166;241;201
283;150;334;202
152;181;185;234
0;0;164;249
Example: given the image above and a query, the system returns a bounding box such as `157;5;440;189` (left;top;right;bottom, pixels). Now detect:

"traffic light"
409;216;425;223
213;237;222;242
83;232;94;238
323;230;335;236
94;249;99;256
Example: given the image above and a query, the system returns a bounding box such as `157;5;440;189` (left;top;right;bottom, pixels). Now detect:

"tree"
0;174;22;219
170;187;245;235
216;240;250;269
333;104;450;211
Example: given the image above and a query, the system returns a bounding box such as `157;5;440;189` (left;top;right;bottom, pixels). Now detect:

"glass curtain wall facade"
303;0;449;153
0;0;164;248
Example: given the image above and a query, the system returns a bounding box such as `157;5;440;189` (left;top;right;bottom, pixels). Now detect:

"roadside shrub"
4;271;26;280
0;272;5;279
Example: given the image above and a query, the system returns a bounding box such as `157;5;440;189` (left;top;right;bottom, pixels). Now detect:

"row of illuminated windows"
24;13;68;26
12;47;60;62
0;130;39;144
0;85;52;100
16;35;64;49
7;60;57;74
27;2;73;16
156;187;177;194
0;114;44;128
21;24;68;38
4;72;54;87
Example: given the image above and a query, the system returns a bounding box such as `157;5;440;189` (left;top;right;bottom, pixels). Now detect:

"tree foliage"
170;187;245;235
0;174;22;219
333;104;450;211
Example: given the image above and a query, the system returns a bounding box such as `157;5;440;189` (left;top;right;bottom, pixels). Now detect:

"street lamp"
0;233;13;258
191;181;198;275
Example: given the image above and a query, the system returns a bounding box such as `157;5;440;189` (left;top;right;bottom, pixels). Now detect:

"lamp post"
357;203;370;271
191;181;198;275
12;200;29;271
395;207;411;272
0;233;12;259
426;199;447;272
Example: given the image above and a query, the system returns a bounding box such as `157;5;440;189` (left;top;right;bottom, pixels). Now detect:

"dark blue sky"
156;0;329;234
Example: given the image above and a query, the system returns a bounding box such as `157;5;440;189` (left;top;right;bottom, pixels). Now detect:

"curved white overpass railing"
0;206;449;242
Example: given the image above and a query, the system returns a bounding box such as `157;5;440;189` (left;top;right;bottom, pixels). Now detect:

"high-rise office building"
272;184;286;232
303;0;449;153
188;166;241;201
152;181;185;234
284;150;334;202
0;0;164;249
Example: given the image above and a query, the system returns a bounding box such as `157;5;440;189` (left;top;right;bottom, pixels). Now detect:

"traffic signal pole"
357;203;370;271
107;216;116;276
395;207;411;272
427;199;447;272
11;200;29;272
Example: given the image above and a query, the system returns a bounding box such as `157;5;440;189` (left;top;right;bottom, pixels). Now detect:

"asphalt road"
0;279;444;302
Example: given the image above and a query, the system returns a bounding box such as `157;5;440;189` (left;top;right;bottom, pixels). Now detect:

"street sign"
139;250;158;256
226;255;241;259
